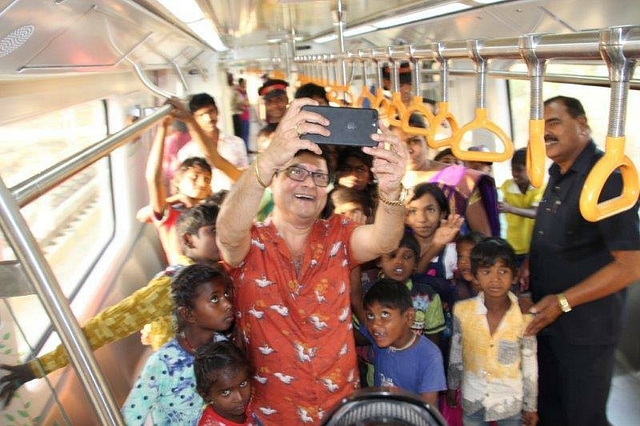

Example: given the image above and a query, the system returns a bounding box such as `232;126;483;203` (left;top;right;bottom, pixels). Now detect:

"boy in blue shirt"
360;278;446;406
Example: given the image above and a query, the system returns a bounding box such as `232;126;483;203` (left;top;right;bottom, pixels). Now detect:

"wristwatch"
556;293;572;313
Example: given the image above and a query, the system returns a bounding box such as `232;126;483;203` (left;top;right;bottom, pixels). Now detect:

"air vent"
0;25;34;58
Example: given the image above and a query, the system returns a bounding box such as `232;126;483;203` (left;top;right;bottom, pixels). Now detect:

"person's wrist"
556;292;572;313
254;156;273;189
377;184;407;207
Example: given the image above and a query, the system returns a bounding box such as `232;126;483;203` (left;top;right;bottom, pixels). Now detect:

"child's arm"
498;201;538;219
145;116;172;217
415;215;464;274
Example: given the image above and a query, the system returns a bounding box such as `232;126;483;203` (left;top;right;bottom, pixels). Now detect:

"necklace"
180;332;196;354
389;332;417;352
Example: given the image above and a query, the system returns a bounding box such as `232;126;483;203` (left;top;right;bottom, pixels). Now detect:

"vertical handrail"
427;41;460;149
401;49;435;136
450;39;515;163
0;176;124;425
355;52;376;108
519;34;547;188
386;47;406;126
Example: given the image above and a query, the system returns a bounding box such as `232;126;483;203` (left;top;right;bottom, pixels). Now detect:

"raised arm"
145;116;172;217
350;123;409;263
216;98;329;266
167;98;242;183
415;214;464;274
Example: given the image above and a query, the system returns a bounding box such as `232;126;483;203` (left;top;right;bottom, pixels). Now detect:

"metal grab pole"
0;177;124;425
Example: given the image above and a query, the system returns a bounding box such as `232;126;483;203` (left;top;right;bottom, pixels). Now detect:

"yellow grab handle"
355;85;377;108
426;101;460;149
385;92;406;127
327;85;354;105
527;119;546;188
450;108;515;163
579;136;640;222
400;96;435;136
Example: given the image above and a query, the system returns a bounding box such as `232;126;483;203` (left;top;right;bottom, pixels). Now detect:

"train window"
0;100;114;351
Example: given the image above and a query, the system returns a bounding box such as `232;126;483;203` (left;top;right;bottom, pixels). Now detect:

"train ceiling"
1;0;639;77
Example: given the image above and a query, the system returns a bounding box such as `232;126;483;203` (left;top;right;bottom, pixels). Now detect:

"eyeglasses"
279;165;331;187
338;165;369;174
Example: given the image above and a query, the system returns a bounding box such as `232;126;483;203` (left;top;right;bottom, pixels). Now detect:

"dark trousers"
232;114;250;149
537;335;615;426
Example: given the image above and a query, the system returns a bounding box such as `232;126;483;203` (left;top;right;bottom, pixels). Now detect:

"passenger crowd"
1;72;638;426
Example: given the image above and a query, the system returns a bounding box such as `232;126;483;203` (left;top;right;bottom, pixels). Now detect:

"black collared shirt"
529;140;640;344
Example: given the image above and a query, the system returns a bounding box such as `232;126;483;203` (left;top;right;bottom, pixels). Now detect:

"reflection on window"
0;100;114;354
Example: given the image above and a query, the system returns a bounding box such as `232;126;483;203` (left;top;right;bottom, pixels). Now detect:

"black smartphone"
300;105;378;147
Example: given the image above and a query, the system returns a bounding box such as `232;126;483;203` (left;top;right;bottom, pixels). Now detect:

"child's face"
379;247;416;282
336;156;372;191
511;163;530;187
475;259;514;299
365;302;414;349
405;193;444;240
391;127;429;171
456;241;474;282
192;279;235;332
206;366;252;423
187;224;220;263
334;201;368;225
177;165;212;200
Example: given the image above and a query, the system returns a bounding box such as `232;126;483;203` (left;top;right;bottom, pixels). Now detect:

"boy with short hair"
447;237;538;426
498;147;544;269
378;233;445;343
361;278;446;406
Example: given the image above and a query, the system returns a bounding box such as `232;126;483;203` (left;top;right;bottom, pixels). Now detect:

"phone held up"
300;105;378;147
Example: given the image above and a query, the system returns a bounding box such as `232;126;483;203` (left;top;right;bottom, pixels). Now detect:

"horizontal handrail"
296;26;640;63
11;105;173;207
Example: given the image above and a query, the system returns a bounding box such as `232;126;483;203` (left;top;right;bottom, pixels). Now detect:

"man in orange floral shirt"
216;98;409;424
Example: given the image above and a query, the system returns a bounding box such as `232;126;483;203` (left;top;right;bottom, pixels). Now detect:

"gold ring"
295;122;303;137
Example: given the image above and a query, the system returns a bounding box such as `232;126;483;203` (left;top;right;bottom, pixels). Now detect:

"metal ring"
295;122;303;137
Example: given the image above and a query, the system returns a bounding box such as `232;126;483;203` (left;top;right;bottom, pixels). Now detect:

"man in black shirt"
524;96;640;426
